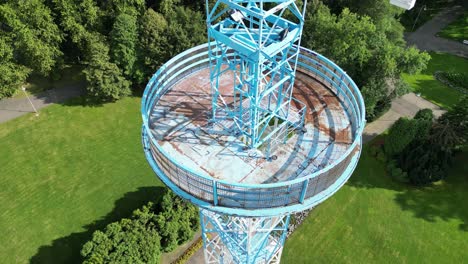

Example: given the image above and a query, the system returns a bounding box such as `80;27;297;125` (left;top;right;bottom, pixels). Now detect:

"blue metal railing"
142;43;365;215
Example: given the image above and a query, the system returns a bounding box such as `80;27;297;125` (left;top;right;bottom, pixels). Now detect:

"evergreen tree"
434;96;468;149
399;141;452;185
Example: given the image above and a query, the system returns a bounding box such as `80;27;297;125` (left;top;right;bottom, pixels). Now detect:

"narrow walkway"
406;5;467;58
0;84;85;124
362;93;445;143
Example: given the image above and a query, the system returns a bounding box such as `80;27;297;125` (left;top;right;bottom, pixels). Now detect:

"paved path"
0;84;85;124
362;93;445;143
406;5;468;58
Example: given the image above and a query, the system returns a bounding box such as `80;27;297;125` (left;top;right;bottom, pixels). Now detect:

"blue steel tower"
142;1;366;263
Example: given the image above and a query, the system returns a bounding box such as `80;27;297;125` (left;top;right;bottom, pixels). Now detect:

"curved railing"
142;43;365;216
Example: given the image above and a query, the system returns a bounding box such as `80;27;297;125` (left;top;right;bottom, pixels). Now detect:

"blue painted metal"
206;0;307;154
200;209;291;263
141;43;365;217
141;1;365;262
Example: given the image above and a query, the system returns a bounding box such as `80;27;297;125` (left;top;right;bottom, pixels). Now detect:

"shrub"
435;71;468;93
153;191;199;252
384;117;418;156
434;96;468;149
376;149;386;162
386;159;409;183
173;237;204;264
81;219;162;264
414;108;434;121
369;145;381;157
367;96;392;122
81;190;199;263
398;141;452;185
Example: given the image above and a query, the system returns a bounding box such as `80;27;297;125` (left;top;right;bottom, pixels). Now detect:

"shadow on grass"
349;141;468;232
29;186;166;264
410;78;461;110
58;88;145;108
393;151;468;232
346;139;406;193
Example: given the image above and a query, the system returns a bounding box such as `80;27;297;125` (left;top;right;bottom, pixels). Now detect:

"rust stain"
152;66;356;183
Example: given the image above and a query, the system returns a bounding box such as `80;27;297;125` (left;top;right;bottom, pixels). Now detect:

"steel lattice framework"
203;2;307;261
141;0;366;263
206;0;307;154
200;209;290;263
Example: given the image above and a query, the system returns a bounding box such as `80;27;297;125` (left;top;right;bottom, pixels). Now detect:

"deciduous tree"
83;36;131;101
110;13;138;78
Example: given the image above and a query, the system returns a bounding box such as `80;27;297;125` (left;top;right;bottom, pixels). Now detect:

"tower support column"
200;209;291;264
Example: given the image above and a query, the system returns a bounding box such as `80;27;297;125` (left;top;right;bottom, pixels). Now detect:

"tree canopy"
81;190;199;263
0;0;429;121
303;2;430;120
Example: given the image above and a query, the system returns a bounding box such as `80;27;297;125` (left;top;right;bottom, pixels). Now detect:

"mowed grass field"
0;97;163;263
402;52;468;109
282;146;468;263
284;53;468;263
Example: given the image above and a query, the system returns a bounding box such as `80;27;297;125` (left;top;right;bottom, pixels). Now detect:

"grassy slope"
438;11;468;42
402;52;468;109
282;146;468;263
0;97;163;263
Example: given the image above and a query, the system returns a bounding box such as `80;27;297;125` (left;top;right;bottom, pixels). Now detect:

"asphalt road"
406;5;468;58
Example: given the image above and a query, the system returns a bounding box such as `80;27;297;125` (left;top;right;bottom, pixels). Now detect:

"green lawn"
282;145;468;263
438;11;468;42
402;52;468;109
0;97;163;263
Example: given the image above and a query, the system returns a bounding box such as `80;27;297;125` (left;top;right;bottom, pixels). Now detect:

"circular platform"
142;43;365;216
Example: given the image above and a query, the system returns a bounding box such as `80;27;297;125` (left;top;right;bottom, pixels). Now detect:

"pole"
411;4;426;31
22;86;39;116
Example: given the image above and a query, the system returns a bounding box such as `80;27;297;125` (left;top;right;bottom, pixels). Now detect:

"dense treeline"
0;0;429;118
81;190;199;263
0;0;206;100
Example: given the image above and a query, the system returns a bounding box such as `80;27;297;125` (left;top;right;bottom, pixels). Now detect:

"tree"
165;6;206;58
81;190;199;263
413;108;433;141
384;117;420;156
81;219;162;264
110;12;139;78
103;0;145;17
433;96;468;149
302;3;429;121
135;8;169;84
50;0;102;51
153;191;199;252
0;37;31;99
399;141;452;185
414;108;434;121
83;36;131;101
0;1;63;76
0;0;63;89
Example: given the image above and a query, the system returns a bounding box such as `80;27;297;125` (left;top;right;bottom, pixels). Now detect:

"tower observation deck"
142;1;365;263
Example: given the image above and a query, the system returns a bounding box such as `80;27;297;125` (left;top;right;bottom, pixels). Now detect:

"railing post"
213;181;218;206
299;179;309;203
